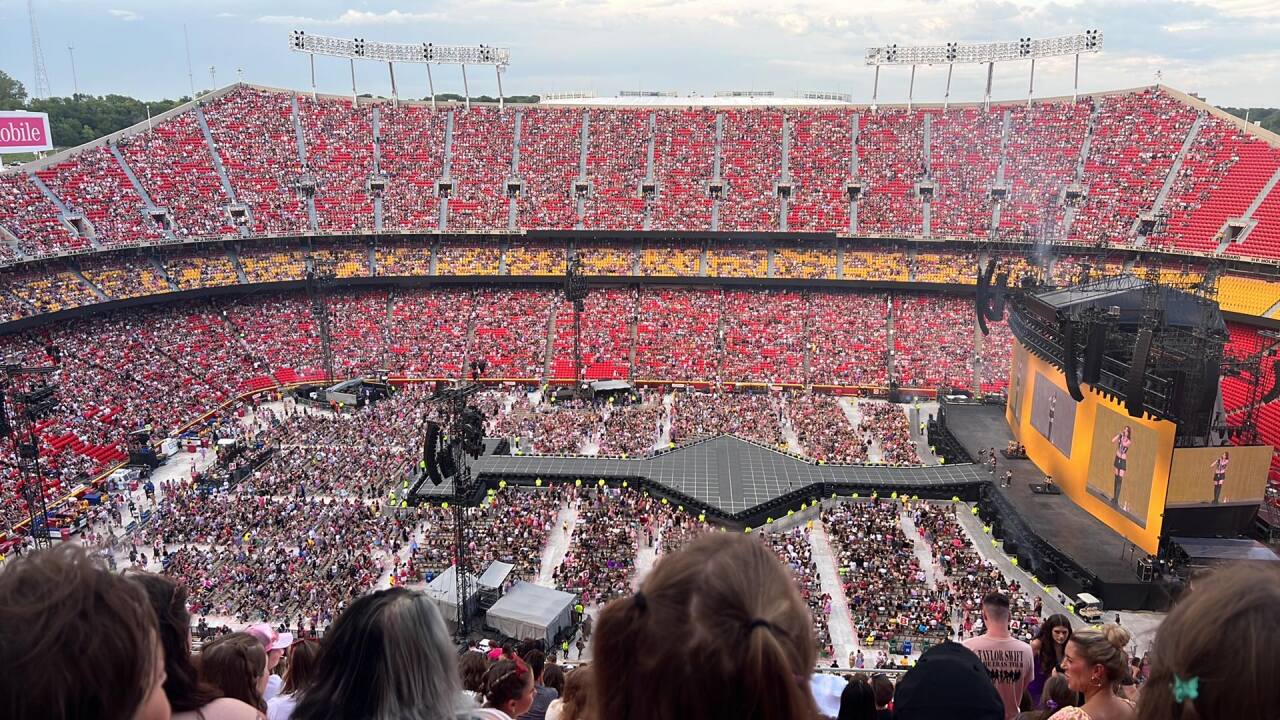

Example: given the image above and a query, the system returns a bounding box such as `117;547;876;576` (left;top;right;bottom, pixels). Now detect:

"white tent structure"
485;581;577;645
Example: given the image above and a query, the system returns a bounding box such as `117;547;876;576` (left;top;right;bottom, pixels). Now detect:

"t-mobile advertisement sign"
0;111;53;154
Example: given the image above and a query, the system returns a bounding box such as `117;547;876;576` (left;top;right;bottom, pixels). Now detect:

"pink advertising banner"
0;112;53;154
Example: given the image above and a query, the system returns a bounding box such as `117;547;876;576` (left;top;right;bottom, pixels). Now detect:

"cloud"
1162;20;1208;32
215;12;238;19
108;9;141;21
257;9;448;26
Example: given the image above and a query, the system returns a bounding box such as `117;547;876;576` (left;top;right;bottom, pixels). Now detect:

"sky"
1;0;1277;107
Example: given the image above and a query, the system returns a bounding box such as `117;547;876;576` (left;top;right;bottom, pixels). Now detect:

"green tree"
0;69;28;110
25;93;189;147
1220;107;1280;135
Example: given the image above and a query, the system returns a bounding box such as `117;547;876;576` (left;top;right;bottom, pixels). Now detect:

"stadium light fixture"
288;31;512;110
864;30;1103;110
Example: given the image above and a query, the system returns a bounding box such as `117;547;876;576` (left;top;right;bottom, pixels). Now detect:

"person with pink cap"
246;624;294;701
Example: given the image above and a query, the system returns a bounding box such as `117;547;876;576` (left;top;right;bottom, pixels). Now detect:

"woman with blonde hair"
546;665;592;720
1049;624;1133;720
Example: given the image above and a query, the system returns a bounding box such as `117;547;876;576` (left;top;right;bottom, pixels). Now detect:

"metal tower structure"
28;0;52;99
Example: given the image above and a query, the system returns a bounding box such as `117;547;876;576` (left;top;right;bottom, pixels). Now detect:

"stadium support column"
944;64;953;111
439;110;454;233
990;109;1011;234
309;53;317;99
871;66;880;112
495;66;504;112
711;113;724;232
372;106;384;233
387;61;398;105
1027;58;1035;108
778;115;791;232
984;61;994;111
508;110;522;232
427;64;436;110
849;112;860;235
350;59;358;106
461;64;470;111
1073;54;1079;102
908;65;916;112
576;111;590;231
643;111;656;232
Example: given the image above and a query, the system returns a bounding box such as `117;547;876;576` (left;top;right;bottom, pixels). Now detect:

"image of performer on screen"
1111;425;1132;507
1209;451;1229;504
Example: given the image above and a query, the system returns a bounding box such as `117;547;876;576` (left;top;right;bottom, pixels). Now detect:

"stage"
943;403;1170;609
402;434;990;525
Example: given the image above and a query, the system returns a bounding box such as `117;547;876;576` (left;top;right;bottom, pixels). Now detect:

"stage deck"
406;435;988;520
943;403;1144;590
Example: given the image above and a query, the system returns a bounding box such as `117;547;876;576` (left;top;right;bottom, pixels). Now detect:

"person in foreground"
1135;564;1280;720
1048;624;1133;720
129;571;261;720
592;531;820;719
0;544;171;720
474;658;537;719
963;591;1035;720
291;587;463;720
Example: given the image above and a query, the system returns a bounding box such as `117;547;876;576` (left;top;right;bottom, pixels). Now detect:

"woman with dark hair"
1111;426;1132;507
128;572;262;720
474;658;536;719
1015;674;1076;720
592;532;819;719
0;544;171;720
291;587;462;720
542;663;566;699
459;650;491;708
1029;614;1073;701
546;665;592;720
267;639;320;720
1208;451;1229;504
838;679;877;720
200;633;269;715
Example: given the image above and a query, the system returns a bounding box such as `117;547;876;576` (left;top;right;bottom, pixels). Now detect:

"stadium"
1;17;1279;720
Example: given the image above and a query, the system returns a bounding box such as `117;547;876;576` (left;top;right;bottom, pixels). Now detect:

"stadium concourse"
3;78;1280;720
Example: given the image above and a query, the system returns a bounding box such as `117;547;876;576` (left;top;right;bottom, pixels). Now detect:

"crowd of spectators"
891;293;976;389
117;112;235;239
203;87;311;235
857;401;922;466
7;87;1280;268
378;103;445;231
649;109;717;231
721;289;807;384
930;108;1001;239
152;488;394;626
448;106;515;232
554;487;647;607
808;292;890;387
787;109;853;233
582;109;649;230
296;96;376;233
39;146;164;248
638;240;701;276
787;394;868;463
763;527;835;659
670;391;785;448
706;244;769;278
824;499;952;651
719;110;783;231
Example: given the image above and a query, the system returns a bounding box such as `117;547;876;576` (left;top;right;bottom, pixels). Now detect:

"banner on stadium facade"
0;111;53;154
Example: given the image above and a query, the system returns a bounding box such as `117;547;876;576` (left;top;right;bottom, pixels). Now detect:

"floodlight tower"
864;30;1104;110
288;32;512;111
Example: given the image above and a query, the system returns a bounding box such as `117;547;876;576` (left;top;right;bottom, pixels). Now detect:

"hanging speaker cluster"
1124;328;1154;417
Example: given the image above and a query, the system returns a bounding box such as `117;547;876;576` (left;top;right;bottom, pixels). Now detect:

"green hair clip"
1171;675;1199;703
